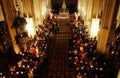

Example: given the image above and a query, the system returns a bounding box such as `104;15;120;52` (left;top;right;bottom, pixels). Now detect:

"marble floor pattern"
42;25;75;78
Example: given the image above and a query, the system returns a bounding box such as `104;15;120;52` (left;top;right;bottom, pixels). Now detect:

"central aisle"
43;25;75;78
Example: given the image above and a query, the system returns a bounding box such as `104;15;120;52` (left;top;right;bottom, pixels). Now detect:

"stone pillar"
1;0;20;53
97;0;119;53
84;0;93;34
22;0;34;17
77;0;81;15
33;0;43;25
91;0;101;18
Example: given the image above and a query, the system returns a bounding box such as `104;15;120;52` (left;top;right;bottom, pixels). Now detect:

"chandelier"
13;0;27;28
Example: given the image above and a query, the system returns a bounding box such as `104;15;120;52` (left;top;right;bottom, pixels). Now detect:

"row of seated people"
0;20;58;78
68;21;107;78
45;20;60;34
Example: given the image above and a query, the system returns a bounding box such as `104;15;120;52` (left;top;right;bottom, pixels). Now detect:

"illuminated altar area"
58;0;69;19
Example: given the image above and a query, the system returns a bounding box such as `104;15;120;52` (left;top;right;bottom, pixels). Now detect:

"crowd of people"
68;20;111;78
0;15;119;78
0;19;60;78
109;33;120;60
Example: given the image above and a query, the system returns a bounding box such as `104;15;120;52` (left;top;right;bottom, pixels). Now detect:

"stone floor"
42;25;75;78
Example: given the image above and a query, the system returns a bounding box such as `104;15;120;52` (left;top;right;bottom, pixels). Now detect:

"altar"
58;13;69;19
57;0;69;20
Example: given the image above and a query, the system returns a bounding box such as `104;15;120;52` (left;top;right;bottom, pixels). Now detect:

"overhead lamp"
13;0;27;28
13;16;27;27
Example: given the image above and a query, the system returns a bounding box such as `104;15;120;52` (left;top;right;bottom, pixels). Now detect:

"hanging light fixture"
13;0;27;28
13;17;27;27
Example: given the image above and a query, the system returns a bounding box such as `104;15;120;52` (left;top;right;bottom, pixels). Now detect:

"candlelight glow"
75;12;78;20
117;70;120;78
50;12;53;19
25;18;35;37
90;18;100;38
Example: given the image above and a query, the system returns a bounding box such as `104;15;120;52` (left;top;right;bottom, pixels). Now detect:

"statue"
62;0;66;13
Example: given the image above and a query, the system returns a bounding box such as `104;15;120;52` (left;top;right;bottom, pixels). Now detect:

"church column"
97;0;119;53
33;0;48;26
1;0;20;53
33;0;43;25
90;0;101;37
22;0;34;17
84;0;93;34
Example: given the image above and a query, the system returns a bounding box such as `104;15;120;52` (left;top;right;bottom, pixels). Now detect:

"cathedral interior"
0;0;120;78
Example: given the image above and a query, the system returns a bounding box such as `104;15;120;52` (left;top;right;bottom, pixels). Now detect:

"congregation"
0;15;120;78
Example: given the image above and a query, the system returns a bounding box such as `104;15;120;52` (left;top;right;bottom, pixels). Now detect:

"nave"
37;20;119;78
0;0;120;78
0;19;120;78
42;25;75;78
